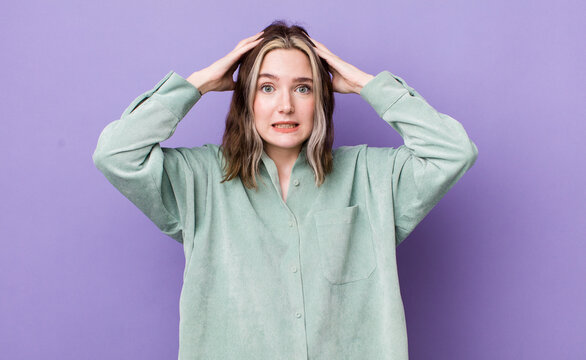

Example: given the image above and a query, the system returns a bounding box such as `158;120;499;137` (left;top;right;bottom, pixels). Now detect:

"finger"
313;46;342;78
313;45;333;62
224;36;262;69
308;37;319;49
233;37;263;53
310;37;335;57
235;37;262;55
237;31;264;47
245;31;264;44
308;36;323;49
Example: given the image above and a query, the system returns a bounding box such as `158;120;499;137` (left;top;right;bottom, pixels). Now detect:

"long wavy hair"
219;20;335;189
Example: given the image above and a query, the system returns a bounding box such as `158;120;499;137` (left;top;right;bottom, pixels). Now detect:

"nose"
278;91;294;113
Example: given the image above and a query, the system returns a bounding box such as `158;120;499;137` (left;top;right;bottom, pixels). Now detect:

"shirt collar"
261;144;308;168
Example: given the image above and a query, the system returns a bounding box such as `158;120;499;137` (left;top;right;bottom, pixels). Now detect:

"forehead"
258;48;312;79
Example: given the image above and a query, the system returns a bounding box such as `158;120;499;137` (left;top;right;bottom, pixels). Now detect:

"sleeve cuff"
359;70;413;118
150;70;202;119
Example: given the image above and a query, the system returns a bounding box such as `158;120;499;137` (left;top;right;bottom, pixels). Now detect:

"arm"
92;32;264;243
308;37;478;246
92;71;202;243
360;71;479;245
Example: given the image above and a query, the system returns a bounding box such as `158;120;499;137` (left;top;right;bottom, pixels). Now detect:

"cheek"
253;98;271;120
305;100;316;124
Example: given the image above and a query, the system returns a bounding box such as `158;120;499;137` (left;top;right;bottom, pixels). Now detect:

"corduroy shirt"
93;69;478;359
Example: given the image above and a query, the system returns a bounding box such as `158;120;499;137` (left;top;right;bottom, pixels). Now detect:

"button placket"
260;149;309;358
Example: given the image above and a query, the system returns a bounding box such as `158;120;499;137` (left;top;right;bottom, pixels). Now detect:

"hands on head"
306;36;375;94
186;31;374;96
186;31;264;95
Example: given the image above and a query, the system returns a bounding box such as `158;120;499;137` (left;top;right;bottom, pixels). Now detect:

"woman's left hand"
309;37;375;94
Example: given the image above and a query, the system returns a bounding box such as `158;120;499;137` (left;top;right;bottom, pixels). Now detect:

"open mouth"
272;123;299;129
272;121;299;129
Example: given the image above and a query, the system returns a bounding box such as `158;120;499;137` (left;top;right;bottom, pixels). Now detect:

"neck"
264;144;302;172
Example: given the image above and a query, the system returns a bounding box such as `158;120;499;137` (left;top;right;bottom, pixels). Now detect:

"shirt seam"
379;91;410;118
150;95;183;120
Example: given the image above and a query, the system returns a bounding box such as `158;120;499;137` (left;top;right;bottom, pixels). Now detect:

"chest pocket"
314;205;377;285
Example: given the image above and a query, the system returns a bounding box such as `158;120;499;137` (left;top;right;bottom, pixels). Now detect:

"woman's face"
253;48;315;157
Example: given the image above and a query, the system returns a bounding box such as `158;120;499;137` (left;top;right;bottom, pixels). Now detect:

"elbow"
461;140;478;170
92;147;104;168
92;146;111;174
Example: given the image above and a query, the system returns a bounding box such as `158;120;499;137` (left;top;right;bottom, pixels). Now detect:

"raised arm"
92;71;202;243
309;37;478;246
360;71;478;245
92;31;265;243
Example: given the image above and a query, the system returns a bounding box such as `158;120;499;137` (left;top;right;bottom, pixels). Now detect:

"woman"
93;21;478;360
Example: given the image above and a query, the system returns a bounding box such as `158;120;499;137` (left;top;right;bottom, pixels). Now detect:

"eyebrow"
258;73;313;83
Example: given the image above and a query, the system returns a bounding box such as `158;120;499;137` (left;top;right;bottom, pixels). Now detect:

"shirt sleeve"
360;71;479;246
92;71;202;243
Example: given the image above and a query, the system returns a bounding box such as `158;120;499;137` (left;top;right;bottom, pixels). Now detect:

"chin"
263;138;307;152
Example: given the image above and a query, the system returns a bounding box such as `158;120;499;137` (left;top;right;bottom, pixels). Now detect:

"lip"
272;121;300;133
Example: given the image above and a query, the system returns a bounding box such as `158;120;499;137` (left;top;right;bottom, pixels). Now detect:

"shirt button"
293;179;300;186
289;221;294;227
291;265;298;273
295;312;302;319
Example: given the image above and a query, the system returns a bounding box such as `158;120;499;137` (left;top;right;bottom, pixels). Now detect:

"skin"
252;48;315;200
185;31;375;200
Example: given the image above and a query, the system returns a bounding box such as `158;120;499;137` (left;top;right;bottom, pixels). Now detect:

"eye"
297;85;312;94
260;84;274;93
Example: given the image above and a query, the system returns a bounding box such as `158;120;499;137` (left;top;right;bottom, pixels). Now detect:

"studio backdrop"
1;0;584;359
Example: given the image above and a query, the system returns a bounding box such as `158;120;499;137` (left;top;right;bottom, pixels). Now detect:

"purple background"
1;0;584;359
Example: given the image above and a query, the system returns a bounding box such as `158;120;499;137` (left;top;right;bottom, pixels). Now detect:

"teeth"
274;124;297;128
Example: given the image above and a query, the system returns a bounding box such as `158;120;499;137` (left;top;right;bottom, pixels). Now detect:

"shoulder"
169;143;221;158
331;144;406;180
161;143;222;171
332;144;400;163
332;144;367;162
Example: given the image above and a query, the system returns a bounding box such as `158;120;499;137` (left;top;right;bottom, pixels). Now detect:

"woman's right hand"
186;31;264;95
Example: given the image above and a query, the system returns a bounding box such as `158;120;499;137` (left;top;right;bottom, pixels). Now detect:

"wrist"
355;73;375;94
186;70;212;95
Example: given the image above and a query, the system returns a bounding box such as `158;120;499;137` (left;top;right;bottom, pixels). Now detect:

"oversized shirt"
93;69;478;360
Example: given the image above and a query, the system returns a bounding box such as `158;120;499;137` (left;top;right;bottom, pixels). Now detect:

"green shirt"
93;69;478;359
